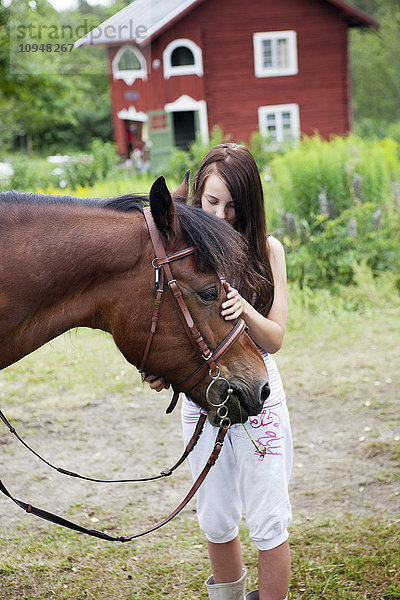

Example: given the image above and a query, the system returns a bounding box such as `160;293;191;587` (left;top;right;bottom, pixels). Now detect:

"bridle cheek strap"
173;317;246;395
164;317;245;414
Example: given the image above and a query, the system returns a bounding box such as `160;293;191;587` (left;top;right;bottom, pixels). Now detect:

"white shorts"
182;400;293;551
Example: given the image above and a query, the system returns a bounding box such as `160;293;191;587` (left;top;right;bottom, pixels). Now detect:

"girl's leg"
207;536;243;583
258;540;290;600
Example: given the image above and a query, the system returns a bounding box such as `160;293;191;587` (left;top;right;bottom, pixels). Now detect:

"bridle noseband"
139;206;246;422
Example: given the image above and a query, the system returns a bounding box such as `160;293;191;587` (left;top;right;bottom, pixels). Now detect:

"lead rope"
0;423;228;542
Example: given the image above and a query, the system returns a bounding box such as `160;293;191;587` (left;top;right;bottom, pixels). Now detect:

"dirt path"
1;346;399;538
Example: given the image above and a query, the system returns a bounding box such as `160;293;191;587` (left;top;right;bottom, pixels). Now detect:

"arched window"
112;45;147;86
171;46;195;67
118;48;141;71
163;39;203;79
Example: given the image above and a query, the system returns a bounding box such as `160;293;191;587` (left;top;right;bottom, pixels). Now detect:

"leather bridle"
139;206;246;415
0;206;248;542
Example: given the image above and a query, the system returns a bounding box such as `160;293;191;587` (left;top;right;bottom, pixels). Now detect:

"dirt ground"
0;340;399;539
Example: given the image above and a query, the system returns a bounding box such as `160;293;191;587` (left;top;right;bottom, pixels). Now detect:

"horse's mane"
0;191;248;280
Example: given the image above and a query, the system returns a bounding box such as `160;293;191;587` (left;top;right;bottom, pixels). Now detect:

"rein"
0;409;207;484
0;206;246;541
0;419;228;542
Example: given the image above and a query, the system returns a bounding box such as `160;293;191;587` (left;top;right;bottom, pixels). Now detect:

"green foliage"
269;135;400;219
63;138;119;189
354;118;400;144
1;141;119;192
248;131;293;173
350;0;400;134
283;203;400;290
164;133;400;293
0;0;113;153
263;134;400;291
7;155;55;190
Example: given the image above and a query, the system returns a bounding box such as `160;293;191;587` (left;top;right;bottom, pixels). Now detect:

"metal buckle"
154;266;160;288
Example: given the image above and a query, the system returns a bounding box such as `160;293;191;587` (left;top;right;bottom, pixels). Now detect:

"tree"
350;0;400;132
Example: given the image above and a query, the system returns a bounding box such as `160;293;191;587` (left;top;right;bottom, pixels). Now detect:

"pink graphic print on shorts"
248;408;283;460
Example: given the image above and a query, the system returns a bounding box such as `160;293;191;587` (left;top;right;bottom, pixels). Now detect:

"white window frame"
258;104;300;144
163;39;203;79
253;31;298;78
112;45;147;86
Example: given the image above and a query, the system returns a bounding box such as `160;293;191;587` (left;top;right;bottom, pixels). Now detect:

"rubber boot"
245;592;259;600
205;569;247;600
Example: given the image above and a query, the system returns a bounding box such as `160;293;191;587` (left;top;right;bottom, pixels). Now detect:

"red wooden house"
75;0;378;172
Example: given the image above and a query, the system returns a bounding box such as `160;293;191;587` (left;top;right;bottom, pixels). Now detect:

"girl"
145;144;292;600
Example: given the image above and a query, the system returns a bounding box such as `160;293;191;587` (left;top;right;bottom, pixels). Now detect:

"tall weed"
63;138;119;190
283;200;400;289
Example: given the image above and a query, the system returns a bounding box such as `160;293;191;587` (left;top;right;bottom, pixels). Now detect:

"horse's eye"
197;286;218;303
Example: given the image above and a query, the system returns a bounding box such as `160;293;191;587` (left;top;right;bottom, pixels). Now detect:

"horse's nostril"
261;382;270;402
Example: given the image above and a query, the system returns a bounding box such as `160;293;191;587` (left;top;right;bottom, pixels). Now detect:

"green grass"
36;170;180;199
0;518;398;599
0;329;143;423
1;151;180;198
0;273;399;599
289;519;400;600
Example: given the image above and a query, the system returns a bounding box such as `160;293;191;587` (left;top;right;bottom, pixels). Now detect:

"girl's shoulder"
266;234;285;257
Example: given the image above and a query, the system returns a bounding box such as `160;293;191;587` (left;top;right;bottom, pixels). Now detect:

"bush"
354;118;400;144
5;155;55;191
283;201;400;290
269;135;400;220
64;138;119;190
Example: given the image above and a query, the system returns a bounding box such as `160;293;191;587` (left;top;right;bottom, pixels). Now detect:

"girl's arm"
221;236;287;354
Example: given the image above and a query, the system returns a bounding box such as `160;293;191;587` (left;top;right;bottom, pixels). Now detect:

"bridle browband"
0;206;246;542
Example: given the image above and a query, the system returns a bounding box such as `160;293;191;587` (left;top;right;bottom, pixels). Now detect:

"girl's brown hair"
192;143;274;315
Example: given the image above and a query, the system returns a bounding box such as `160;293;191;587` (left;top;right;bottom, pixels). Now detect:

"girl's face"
200;172;236;226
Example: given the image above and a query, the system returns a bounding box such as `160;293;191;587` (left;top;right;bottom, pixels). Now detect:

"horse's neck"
0;204;145;368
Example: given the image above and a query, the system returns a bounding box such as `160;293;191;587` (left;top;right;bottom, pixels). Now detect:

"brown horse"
0;177;269;424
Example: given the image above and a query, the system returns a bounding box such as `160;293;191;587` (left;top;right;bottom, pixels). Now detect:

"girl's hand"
141;372;170;392
221;281;245;320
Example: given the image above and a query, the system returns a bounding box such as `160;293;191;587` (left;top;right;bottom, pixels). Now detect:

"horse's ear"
149;176;177;239
172;170;190;203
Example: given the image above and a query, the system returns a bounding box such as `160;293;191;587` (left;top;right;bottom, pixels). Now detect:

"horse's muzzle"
208;378;269;426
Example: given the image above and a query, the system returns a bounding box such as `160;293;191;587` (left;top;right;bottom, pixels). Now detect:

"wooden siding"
190;0;351;141
109;0;357;155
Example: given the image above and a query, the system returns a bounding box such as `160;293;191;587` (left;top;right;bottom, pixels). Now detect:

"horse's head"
136;176;270;426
